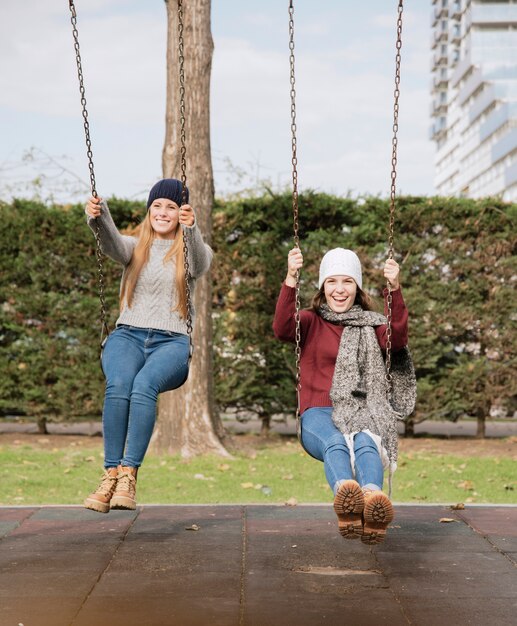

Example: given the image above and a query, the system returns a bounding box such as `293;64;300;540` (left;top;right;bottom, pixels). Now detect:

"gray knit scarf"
319;303;416;473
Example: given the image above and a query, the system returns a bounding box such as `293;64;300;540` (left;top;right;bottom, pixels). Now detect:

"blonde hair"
120;212;187;319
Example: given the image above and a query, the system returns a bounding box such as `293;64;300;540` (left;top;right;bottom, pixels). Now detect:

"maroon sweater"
273;284;409;415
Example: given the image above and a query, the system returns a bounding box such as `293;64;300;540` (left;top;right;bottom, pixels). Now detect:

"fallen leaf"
282;474;294;481
439;518;458;523
285;497;298;507
84;456;96;462
450;503;465;510
456;480;474;490
218;464;230;472
185;524;200;531
241;482;254;489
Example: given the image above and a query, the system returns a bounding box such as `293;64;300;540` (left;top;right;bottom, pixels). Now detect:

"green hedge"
0;194;515;429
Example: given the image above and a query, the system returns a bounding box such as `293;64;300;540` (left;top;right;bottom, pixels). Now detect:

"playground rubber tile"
29;506;137;522
244;593;408;626
0;507;38;522
400;596;517;626
377;549;517;598
457;506;517;536
73;597;241;626
2;596;83;626
243;506;405;625
487;535;517;553
0;570;97;598
0;546;115;574
1;505;516;626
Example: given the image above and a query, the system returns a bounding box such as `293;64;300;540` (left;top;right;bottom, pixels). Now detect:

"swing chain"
68;0;109;344
385;0;403;390
177;0;193;338
288;1;302;418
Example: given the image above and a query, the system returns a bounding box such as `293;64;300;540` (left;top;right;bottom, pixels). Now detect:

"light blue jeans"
101;325;190;468
301;407;384;494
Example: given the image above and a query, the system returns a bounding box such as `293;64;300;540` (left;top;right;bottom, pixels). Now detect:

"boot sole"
333;480;364;539
84;498;110;514
110;496;136;510
361;492;394;545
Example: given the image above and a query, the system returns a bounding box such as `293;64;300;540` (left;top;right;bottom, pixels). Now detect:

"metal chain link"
385;0;404;392
177;0;193;339
288;1;302;423
68;0;109;345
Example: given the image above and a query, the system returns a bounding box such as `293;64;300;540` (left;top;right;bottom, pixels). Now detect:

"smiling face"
149;198;180;239
323;275;357;313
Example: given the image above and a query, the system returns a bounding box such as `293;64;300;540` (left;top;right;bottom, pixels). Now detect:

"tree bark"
475;409;486;439
152;0;228;457
403;417;414;438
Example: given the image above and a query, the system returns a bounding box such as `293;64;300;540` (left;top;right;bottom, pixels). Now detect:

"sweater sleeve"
86;200;136;266
375;287;409;351
272;282;311;343
183;222;213;278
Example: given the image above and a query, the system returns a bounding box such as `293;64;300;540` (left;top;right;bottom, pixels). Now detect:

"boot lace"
116;471;136;496
94;471;117;498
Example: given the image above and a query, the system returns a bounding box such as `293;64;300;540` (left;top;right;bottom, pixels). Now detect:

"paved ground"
1;418;517;438
1;504;516;626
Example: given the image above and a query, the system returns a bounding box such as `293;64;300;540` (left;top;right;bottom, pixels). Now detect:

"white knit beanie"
318;248;362;289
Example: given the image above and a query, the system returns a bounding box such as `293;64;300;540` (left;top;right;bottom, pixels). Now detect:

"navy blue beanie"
147;178;189;209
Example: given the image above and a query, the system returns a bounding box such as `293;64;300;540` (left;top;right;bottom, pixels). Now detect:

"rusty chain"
68;0;109;346
177;0;193;340
385;0;404;393
288;1;302;424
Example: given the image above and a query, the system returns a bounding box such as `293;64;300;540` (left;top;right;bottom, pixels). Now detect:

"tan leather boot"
361;489;394;545
84;467;118;514
110;466;138;510
333;479;364;539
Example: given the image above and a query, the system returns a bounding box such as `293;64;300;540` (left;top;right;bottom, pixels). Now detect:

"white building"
430;0;517;200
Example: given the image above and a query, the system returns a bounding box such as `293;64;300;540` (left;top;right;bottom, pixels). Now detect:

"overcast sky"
0;1;436;203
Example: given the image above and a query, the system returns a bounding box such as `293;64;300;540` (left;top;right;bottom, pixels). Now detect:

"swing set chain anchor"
288;2;302;420
385;0;403;395
68;0;109;345
177;0;193;340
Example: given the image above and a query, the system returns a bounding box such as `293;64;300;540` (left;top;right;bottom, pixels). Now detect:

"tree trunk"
153;0;228;457
403;417;415;438
36;416;48;435
475;410;486;439
260;413;271;437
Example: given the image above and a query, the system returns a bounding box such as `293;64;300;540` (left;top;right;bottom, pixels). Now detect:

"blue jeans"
100;325;190;468
301;407;384;494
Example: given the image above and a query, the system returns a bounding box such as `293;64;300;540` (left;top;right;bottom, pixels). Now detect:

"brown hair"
119;213;187;319
310;284;376;312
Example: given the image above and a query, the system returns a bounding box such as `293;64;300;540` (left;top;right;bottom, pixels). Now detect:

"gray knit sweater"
87;201;213;335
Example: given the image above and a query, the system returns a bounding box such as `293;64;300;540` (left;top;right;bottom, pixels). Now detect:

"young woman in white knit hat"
274;247;415;544
83;179;213;513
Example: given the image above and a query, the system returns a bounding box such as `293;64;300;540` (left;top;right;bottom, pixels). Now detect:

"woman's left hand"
384;258;400;290
179;204;195;227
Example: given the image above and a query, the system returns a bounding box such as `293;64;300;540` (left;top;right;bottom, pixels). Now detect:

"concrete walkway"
1;504;516;626
1;418;517;438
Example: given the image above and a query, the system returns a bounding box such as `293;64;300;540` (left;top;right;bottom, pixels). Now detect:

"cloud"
0;0;435;200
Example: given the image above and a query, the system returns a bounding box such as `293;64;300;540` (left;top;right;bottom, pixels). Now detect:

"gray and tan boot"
110;466;137;510
333;479;365;539
361;490;394;545
84;467;118;514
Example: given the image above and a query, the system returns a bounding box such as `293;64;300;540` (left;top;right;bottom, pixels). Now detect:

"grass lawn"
0;435;515;506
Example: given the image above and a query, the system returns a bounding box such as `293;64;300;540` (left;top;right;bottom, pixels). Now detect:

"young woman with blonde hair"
83;179;212;513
